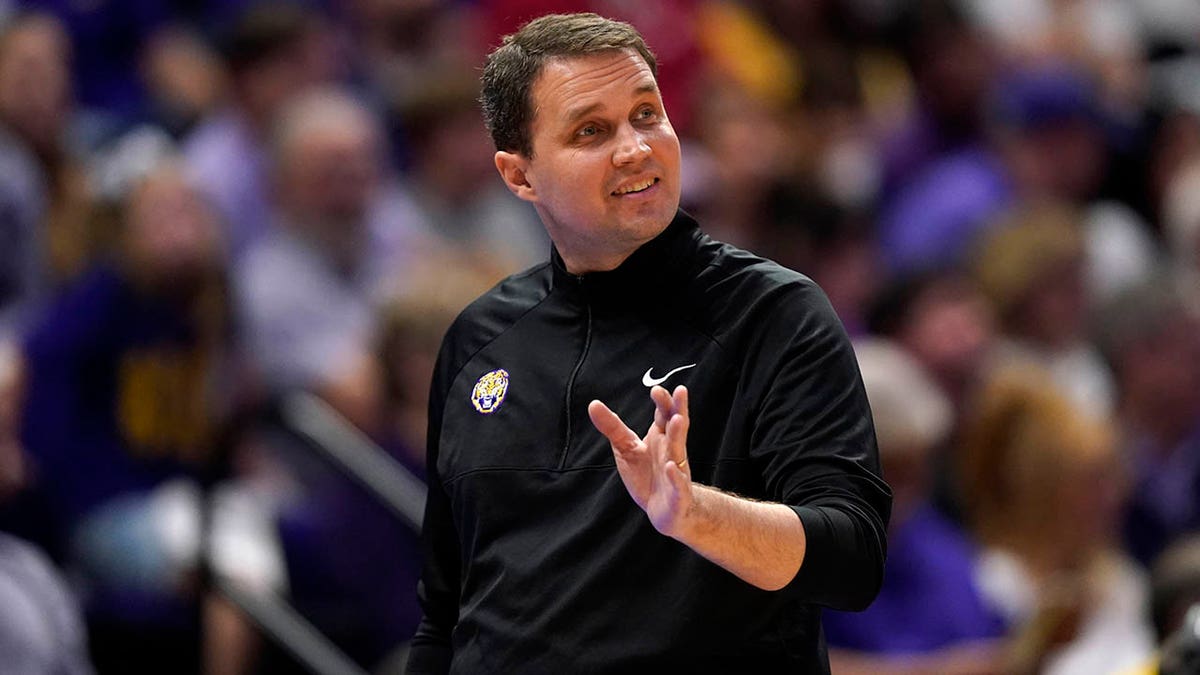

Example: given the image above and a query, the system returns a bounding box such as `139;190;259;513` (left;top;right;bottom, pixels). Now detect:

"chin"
628;193;677;221
618;213;669;242
643;203;678;231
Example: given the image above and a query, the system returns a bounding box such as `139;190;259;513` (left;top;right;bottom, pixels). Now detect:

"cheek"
536;154;605;203
653;126;682;163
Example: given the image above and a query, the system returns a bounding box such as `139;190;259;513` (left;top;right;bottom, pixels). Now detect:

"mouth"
611;177;660;196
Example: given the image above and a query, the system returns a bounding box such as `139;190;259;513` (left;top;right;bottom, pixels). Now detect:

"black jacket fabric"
409;211;891;674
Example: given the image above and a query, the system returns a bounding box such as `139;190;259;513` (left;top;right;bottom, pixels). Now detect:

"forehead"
136;170;191;202
3;18;68;57
286;121;377;165
530;49;658;120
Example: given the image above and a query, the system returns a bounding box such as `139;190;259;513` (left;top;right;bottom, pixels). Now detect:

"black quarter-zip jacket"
409;211;891;674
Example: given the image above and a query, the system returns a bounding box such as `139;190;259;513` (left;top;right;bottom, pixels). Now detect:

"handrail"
276;392;427;533
215;576;369;675
209;391;428;674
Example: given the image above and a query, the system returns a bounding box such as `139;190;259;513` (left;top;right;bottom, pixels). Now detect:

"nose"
612;124;651;167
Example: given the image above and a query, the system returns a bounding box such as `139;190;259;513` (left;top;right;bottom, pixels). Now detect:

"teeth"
614;178;655;195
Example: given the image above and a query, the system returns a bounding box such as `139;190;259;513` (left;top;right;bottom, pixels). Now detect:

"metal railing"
211;392;426;675
277;393;427;532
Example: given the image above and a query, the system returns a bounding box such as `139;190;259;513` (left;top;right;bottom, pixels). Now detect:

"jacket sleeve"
406;344;462;674
744;281;892;611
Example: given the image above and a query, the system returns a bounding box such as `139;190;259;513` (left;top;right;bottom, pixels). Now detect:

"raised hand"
588;385;692;537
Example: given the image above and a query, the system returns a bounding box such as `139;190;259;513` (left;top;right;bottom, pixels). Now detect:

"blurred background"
0;0;1197;673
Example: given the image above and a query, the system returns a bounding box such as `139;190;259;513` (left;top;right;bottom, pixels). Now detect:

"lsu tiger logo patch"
471;368;509;414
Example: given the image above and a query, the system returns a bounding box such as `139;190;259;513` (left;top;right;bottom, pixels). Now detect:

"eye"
576;124;599;138
635;106;657;121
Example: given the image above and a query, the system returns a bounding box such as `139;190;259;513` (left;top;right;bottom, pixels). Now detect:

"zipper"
560;298;593;469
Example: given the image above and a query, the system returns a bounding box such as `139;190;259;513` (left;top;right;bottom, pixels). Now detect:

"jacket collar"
549;209;703;297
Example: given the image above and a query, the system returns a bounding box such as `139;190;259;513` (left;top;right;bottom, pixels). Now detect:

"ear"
495;151;537;203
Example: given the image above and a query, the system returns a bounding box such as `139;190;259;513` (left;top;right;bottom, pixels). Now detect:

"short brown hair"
480;13;657;157
959;365;1116;549
219;2;320;76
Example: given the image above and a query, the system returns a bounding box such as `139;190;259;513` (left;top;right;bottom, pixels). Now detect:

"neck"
556;245;635;275
549;223;669;276
288;213;364;274
545;209;689;276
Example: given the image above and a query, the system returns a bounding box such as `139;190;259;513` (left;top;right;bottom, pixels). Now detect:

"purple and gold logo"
471;369;509;414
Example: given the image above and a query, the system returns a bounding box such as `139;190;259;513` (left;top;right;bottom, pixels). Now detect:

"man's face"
0;17;71;151
125;167;221;293
499;49;681;272
280;119;380;232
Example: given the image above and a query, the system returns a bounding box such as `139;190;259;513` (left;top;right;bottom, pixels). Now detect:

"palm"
589;386;692;536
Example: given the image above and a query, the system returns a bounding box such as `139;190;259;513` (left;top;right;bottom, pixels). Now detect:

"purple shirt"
879;147;1012;274
183;110;271;261
823;503;1005;654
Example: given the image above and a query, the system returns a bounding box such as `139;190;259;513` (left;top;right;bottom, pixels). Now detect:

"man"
0;12;88;334
236;87;408;427
184;2;335;260
0;338;94;675
21;161;232;674
396;68;550;274
410;13;890;674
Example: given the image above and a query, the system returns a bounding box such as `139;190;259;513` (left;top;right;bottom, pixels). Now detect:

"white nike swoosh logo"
642;363;697;387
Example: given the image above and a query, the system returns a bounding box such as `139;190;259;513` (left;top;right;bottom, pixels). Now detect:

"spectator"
342;0;488;167
880;61;1157;287
270;258;500;672
1096;280;1200;566
878;0;996;201
376;257;507;464
867;268;996;414
139;25;228;139
866;268;998;519
684;77;800;254
971;200;1115;417
960;365;1154;675
961;0;1146;117
0;12;92;332
183;2;337;260
235;88;408;427
20;160;277;675
0;337;94;675
14;0;170;125
395;70;549;273
826;338;1005;674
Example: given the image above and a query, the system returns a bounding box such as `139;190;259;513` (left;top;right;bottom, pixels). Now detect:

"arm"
406;350;460;675
677;484;806;591
407;475;459;674
744;284;891;609
589;282;890;606
589;386;806;591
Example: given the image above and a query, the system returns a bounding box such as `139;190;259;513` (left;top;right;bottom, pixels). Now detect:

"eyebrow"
563;82;660;124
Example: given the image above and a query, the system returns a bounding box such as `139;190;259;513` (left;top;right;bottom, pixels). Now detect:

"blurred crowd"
0;0;1197;674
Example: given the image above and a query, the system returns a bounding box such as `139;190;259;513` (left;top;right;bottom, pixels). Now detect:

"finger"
673;385;689;422
651;385;674;431
666;411;690;467
588;400;640;453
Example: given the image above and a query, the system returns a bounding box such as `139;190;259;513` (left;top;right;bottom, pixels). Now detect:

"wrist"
671;484;715;544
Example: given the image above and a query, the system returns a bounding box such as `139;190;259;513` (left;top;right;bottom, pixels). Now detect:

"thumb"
588;400;640;452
